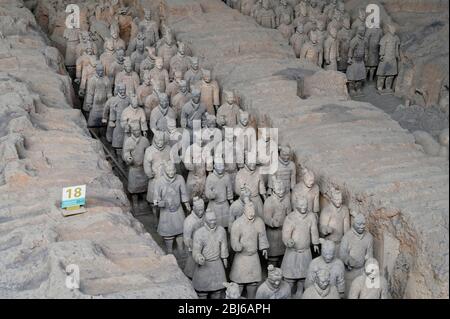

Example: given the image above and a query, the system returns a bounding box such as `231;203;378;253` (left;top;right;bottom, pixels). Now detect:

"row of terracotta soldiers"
60;1;390;300
224;0;401;97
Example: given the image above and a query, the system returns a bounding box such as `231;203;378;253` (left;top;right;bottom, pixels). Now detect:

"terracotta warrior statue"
109;23;126;51
144;131;171;217
166;70;183;100
351;8;366;37
217;90;241;129
337;15;352;72
115;57;140;97
268;145;296;196
149;92;176;135
106;83;130;158
230;202;269;299
256;265;291;299
339;213;374;297
376;24;400;93
183;197;206;279
292;168;320;219
319;187;350;253
181;89;207;135
184;57;203;91
290;23;307;58
300;30;323;67
63;24;80;74
323;24;339;71
348;258;390;299
194;69;220;115
278;13;295;40
275;0;294;27
109;48;125;87
183;132;209;200
139;47;157;81
75;42;97;97
302;269;340;299
169;42;190;80
130;36;148;74
172;80;192;124
365;24;383;82
154;161;191;254
347;25;368;96
149;57;170;93
229;185;252;230
224;282;244;299
256;0;276;29
205;160;234;229
306;239;346;297
138;9;159;48
263;178;291;266
235;161;267;218
144;80;164;120
157;30;178;71
192;210;228;299
122;122;150;210
136;70;153;108
121;94;148;139
293;0;309;26
100;38;117;81
281;196;320;298
85;62;112;130
127;31;145;56
240;0;256;16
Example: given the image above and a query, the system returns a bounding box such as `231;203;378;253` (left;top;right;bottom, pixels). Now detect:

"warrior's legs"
267;256;281;267
369;67;377;82
196;291;208;299
347;81;355;95
284;278;298;296
164;236;175;254
210;290;223;299
175;234;184;254
131;194;139;211
385;76;395;91
294;279;305;299
246;283;258;299
377;76;386;91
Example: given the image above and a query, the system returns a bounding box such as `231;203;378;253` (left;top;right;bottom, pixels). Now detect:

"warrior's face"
353;217;366;234
131;129;141;138
96;66;104;77
131;98;138;109
117;50;125;63
273;181;285;198
105;40;114;52
365;261;379;280
118;86;126;97
125;63;133;73
156;58;164;70
203;71;211;83
244;205;256;221
280;149;290;163
165;163;176;179
86;46;94;56
193;201;205;218
239;113;249;126
154;134;165;149
143;74;151;86
268;273;282;289
192;91;201;104
304;172;315;188
226;92;235;104
322;244;335;263
205;212;217;230
331;190;342;208
144;10;152;21
317;272;330;290
178;44;185;56
137;41;144;52
343;17;351;29
296;199;308;214
111;29;118;39
179;82;188;93
192;60;199;70
214;162;225;175
160;96;169;110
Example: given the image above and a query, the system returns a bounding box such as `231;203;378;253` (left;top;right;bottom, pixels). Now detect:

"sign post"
61;185;87;217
